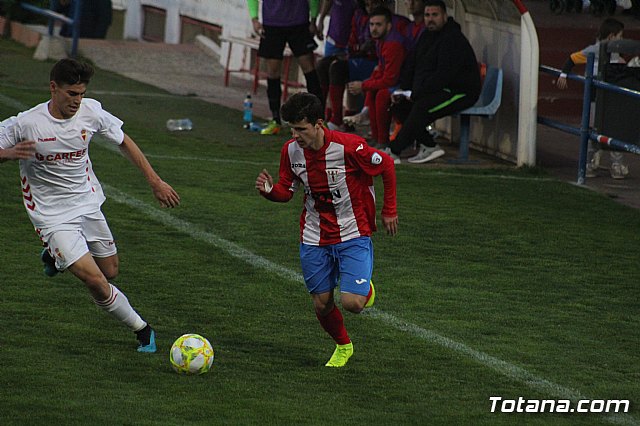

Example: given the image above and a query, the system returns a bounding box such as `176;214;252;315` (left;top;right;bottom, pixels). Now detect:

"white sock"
95;283;146;332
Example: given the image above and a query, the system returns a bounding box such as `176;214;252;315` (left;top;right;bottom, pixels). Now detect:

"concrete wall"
464;15;520;163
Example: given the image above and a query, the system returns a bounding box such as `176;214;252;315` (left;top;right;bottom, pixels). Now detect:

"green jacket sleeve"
309;0;319;19
247;0;259;19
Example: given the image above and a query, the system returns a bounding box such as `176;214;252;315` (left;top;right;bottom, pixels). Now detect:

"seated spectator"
58;0;113;39
316;0;360;120
318;0;378;130
320;0;410;131
389;0;427;142
343;0;410;127
402;0;426;52
347;6;406;148
386;0;480;164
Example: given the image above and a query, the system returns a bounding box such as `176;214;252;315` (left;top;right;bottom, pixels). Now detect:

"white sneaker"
343;110;369;126
381;147;401;164
407;144;445;164
610;163;629;179
591;150;602;170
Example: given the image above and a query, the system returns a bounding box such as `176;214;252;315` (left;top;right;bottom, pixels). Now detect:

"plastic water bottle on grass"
166;119;193;131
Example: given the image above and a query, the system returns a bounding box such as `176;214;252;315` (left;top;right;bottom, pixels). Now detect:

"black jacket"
59;0;113;39
400;17;481;103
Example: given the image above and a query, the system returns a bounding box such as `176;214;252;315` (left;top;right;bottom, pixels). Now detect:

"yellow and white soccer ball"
170;334;215;375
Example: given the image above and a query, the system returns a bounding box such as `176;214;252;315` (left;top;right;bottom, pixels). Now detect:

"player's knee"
101;265;119;281
341;298;365;314
313;300;334;317
97;257;119;280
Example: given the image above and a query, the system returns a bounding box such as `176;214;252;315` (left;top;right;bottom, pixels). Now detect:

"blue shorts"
348;58;377;82
323;39;347;58
299;236;373;296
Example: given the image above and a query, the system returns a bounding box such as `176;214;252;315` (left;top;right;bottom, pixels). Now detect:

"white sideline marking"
2;92;636;425
103;184;636;426
93;140;275;166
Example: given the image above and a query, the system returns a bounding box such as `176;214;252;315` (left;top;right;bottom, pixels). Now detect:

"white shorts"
38;211;118;271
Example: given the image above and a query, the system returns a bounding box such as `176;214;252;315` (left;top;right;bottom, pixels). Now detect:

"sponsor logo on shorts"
355;278;368;285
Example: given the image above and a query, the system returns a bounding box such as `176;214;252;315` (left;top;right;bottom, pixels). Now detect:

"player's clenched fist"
255;168;273;193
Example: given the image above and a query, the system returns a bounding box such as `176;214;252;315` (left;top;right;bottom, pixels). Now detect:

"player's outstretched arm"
118;133;180;208
0;140;36;163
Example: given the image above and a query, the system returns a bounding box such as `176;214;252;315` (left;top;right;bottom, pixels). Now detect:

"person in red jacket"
255;92;397;368
347;6;406;149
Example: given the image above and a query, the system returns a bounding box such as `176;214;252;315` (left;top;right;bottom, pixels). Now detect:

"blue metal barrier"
20;0;81;58
539;52;640;184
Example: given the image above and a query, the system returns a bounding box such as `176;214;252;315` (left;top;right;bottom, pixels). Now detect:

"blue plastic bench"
455;66;503;162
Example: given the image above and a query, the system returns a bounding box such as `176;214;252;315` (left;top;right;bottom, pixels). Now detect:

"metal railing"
20;0;81;57
538;48;640;184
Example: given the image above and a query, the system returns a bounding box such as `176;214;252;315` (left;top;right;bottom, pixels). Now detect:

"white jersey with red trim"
273;129;397;246
0;98;124;228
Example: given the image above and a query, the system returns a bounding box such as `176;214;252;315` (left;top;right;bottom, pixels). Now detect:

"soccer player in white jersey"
0;58;181;353
255;93;398;367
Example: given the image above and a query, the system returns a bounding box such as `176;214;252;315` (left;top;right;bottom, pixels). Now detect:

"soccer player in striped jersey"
0;58;181;353
255;92;398;367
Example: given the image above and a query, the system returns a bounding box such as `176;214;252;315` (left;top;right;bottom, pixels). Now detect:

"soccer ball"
170;334;215;375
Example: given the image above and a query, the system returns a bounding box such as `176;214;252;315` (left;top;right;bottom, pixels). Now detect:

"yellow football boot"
325;342;354;367
260;120;281;135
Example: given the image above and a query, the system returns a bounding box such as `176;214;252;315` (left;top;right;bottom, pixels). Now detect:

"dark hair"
49;58;94;86
369;6;392;23
281;93;323;124
597;18;623;41
424;0;447;12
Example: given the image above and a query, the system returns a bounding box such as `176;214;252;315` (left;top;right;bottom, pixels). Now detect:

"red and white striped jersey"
264;128;397;246
0;99;124;228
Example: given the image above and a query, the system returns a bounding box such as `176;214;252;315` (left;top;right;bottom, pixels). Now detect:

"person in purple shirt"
247;0;324;135
316;0;359;57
